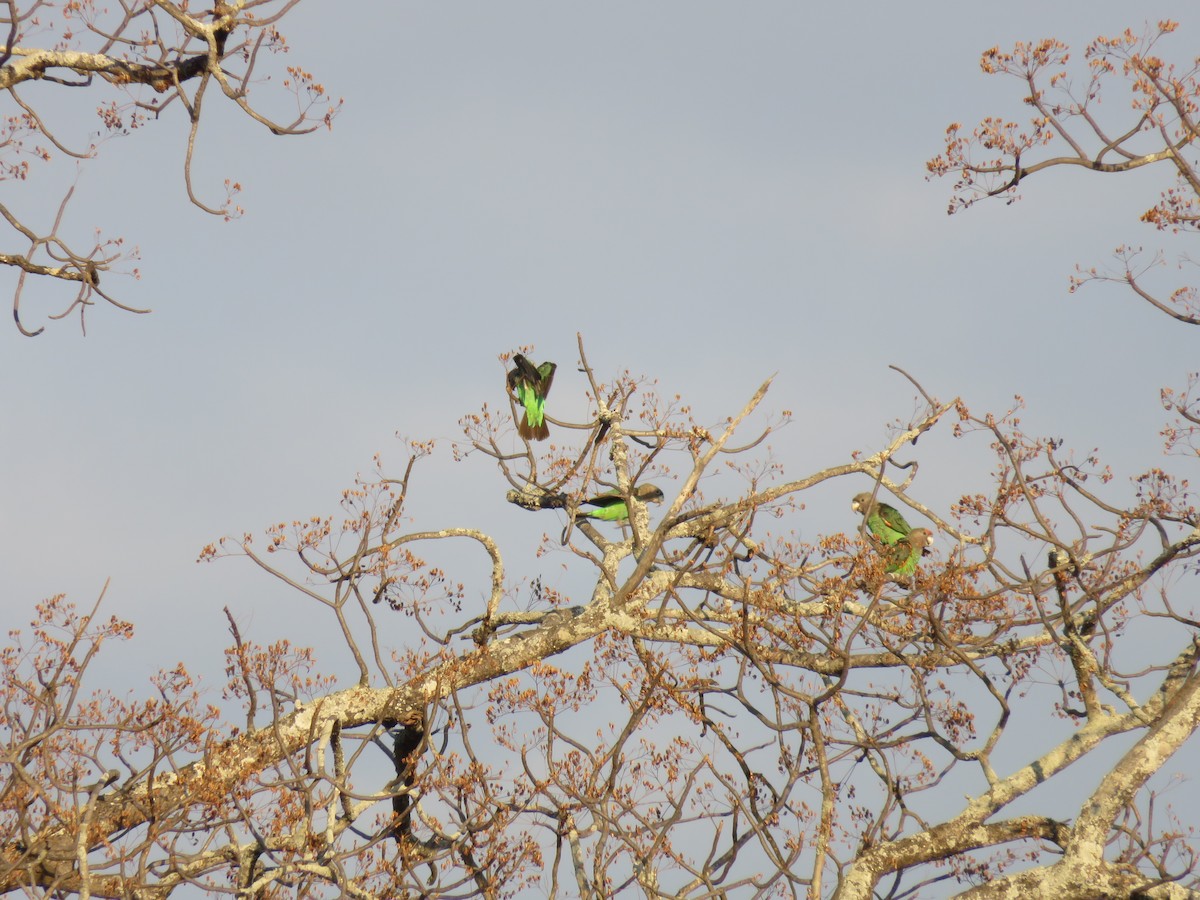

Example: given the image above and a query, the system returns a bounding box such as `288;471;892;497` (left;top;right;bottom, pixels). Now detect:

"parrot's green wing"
875;503;912;541
536;361;557;398
582;499;631;521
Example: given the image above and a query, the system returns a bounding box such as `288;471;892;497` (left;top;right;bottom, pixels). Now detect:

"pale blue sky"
4;0;1194;726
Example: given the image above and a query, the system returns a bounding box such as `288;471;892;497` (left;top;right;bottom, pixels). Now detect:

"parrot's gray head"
905;528;933;549
851;492;874;513
636;484;666;504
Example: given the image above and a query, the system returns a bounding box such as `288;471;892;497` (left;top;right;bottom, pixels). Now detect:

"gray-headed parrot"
851;492;912;545
580;484;665;521
886;527;933;575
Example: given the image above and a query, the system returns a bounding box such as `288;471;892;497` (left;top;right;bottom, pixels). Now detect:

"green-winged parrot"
851;492;912;545
885;527;933;575
507;354;557;441
580;484;665;521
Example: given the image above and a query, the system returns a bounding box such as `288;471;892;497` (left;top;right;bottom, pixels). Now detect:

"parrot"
886;527;932;575
506;354;557;441
851;492;912;545
580;484;665;521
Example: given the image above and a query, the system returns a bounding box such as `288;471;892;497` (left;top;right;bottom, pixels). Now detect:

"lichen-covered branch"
0;0;340;334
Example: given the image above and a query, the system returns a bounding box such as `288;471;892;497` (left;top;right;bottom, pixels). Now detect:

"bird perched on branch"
886;527;933;575
506;354;556;441
580;484;665;521
851;492;912;545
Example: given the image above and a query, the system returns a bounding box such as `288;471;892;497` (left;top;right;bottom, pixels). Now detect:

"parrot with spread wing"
507;354;557;441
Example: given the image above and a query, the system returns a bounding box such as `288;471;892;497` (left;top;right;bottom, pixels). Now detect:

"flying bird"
580;484;665;521
507;354;557;441
886;527;933;576
851;492;912;545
